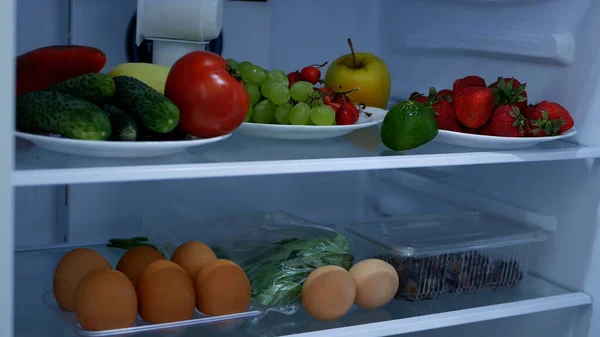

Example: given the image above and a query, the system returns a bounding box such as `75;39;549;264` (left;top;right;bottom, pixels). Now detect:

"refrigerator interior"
13;0;600;336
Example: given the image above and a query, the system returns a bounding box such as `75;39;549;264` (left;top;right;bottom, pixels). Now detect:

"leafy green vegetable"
242;234;353;307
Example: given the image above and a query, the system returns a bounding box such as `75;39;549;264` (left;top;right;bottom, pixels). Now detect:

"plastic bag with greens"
242;234;353;308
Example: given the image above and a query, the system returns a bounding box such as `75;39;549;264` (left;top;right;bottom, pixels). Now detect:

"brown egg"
171;241;217;280
194;259;251;316
137;260;196;324
53;248;112;311
349;258;399;309
302;266;356;321
116;246;165;287
74;269;138;331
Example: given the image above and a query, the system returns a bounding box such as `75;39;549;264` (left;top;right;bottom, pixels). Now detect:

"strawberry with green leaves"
408;91;428;104
453;86;495;129
490;77;528;113
527;101;574;137
453;76;486;91
489;105;528;137
409;88;461;132
437;89;452;97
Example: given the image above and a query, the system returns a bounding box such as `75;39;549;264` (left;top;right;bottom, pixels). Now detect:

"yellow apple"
325;42;391;109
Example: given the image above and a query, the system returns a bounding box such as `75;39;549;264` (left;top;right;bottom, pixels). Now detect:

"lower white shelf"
15;245;590;337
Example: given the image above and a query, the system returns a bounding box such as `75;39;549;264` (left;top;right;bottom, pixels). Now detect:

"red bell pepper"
16;45;107;96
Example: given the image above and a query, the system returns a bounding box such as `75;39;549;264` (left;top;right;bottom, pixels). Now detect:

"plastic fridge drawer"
346;212;549;301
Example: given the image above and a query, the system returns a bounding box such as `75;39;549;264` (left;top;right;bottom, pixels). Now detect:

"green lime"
380;100;439;151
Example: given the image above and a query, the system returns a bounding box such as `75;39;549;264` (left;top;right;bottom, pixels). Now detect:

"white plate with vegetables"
15;131;231;158
236;106;387;140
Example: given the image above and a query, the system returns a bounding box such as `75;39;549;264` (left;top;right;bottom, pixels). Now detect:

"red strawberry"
461;126;481;134
433;99;461;132
408;92;428;104
410;88;460;131
523;102;539;119
527;101;574;136
480;122;494;136
437;89;453;100
490;77;523;88
489;105;528;137
490;77;528;112
453;87;495;129
453;76;486;91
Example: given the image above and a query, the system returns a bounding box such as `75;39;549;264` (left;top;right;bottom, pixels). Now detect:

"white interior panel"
65;171;367;243
14;187;59;247
16;0;68;54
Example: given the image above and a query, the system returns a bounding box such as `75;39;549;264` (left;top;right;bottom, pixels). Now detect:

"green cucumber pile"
16;73;183;141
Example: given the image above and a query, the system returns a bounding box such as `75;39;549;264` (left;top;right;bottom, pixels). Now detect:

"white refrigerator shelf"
14;131;600;186
15;245;590;337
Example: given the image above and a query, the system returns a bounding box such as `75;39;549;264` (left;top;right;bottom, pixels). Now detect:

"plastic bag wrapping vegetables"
242;234;354;309
141;200;354;315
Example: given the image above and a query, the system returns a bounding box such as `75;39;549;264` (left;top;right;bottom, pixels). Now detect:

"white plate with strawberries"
433;128;577;150
236;106;387;140
411;76;577;150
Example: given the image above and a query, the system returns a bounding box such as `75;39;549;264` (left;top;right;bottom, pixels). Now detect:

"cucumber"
17;91;111;141
47;73;115;105
103;104;138;141
139;126;187;141
112;76;179;133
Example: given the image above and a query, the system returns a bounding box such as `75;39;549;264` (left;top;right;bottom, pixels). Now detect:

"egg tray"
43;291;262;337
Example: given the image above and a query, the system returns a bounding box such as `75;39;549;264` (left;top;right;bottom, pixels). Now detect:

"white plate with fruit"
396;77;578;150
237;106;387;140
433;128;577;150
228;39;391;140
15;131;231;158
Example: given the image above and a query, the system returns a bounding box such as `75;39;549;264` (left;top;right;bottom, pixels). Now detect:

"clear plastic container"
346;212;549;301
143;208;352;316
43;291;262;337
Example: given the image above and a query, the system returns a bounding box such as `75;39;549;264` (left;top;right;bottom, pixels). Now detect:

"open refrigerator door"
10;0;600;337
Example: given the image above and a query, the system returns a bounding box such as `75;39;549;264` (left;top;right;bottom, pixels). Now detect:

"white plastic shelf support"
1;0;16;336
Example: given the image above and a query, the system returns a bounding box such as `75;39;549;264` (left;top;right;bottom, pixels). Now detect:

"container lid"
347;212;549;258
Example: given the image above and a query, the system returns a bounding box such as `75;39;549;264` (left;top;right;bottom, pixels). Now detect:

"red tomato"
287;71;301;88
325;101;342;112
300;66;321;85
336;107;358;125
165;51;250;138
332;94;351;104
342;102;360;120
317;87;333;105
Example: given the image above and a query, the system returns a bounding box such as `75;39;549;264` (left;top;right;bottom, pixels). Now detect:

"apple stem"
347;38;358;69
